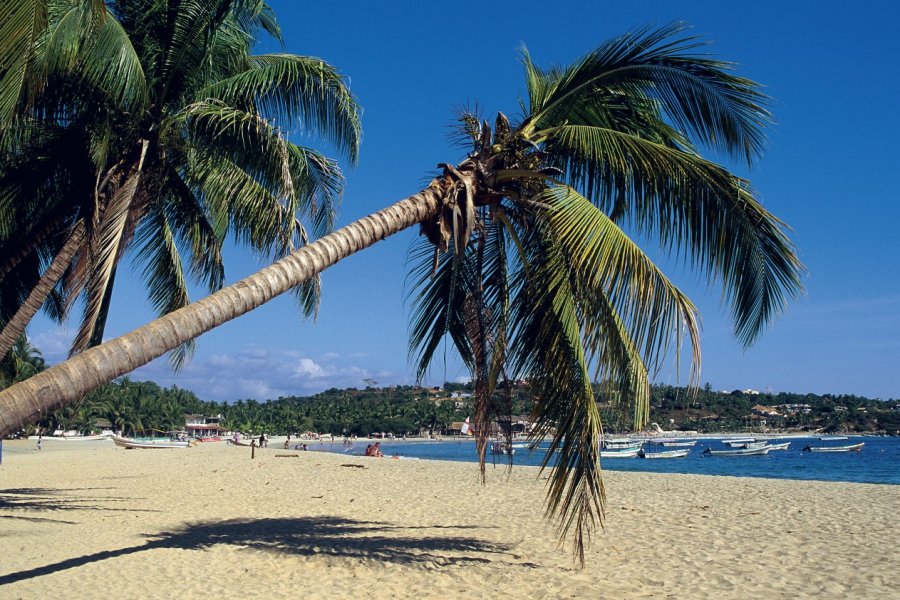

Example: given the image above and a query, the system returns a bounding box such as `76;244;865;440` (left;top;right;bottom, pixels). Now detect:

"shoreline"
0;439;897;598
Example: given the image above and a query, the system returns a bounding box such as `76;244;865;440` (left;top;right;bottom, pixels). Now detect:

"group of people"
364;442;384;457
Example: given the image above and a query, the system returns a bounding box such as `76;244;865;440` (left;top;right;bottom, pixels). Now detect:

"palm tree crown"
0;0;361;364
406;23;803;561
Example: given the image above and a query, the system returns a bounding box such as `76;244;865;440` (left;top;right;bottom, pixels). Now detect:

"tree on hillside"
0;0;360;362
0;23;803;561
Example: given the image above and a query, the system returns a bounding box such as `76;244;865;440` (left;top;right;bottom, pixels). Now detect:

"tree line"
18;376;899;438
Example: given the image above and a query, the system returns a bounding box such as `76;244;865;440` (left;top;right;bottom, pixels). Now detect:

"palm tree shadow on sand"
0;516;533;585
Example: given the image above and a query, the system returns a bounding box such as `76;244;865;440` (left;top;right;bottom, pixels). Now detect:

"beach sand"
0;439;896;599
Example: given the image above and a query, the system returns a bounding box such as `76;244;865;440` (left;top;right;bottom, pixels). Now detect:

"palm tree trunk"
0;189;442;437
0;220;86;358
0;212;69;283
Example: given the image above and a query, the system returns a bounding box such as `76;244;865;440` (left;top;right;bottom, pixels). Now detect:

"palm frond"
543;127;802;346
198;54;361;162
71;140;148;355
510;226;603;566
131;204;194;369
0;0;46;127
524;23;771;165
536;185;700;377
160;169;225;292
405;235;474;381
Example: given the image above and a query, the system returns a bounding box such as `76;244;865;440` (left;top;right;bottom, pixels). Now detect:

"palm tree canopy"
406;22;803;562
0;0;361;365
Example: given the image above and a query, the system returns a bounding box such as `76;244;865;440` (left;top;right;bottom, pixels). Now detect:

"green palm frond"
40;2;147;111
198;54;361;162
131;205;194;369
186;146;288;253
537;185;700;375
158;0;235;104
523;23;771;165
406;235;474;381
543;125;802;346
0;0;47;127
510;227;603;565
160;170;224;292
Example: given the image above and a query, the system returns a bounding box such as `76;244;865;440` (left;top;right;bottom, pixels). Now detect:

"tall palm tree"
0;0;360;362
0;24;803;560
0;333;45;386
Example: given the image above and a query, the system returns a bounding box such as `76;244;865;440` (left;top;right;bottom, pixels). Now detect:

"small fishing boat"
802;442;864;453
602;438;638;449
737;441;769;450
703;446;771;457
655;439;697;448
112;435;191;449
723;438;757;447
638;448;690;459
600;447;641;458
490;441;515;455
817;435;849;441
28;433;111;441
763;441;791;451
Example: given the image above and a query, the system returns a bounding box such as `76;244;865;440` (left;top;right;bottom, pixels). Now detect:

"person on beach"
36;432;42;451
364;444;373;456
372;442;384;458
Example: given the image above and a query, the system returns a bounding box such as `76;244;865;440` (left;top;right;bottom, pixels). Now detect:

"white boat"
764;441;792;451
600;447;641;458
802;442;864;453
703;446;771;456
655;439;697;448
817;435;849;441
737;441;769;450
602;438;637;449
28;433;111;441
112;435;191;449
638;448;690;459
723;438;757;447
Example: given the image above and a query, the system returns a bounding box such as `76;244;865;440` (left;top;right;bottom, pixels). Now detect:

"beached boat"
638;448;690;459
112;435;191;449
703;446;771;456
802;442;864;453
600;447;641;458
28;433;111;441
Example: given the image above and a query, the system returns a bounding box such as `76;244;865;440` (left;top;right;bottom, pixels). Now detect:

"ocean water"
322;436;900;485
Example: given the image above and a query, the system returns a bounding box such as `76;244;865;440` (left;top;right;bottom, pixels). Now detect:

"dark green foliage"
32;377;897;438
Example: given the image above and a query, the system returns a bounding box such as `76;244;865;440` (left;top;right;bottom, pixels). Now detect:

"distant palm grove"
21;378;900;438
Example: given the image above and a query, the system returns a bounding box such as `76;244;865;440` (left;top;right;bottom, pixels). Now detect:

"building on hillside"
751;405;782;417
184;414;227;438
777;404;812;415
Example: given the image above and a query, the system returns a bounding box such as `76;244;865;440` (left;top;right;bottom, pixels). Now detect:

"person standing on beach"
36;432;42;451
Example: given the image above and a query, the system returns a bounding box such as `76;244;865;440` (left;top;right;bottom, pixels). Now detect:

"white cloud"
291;357;326;379
29;327;73;360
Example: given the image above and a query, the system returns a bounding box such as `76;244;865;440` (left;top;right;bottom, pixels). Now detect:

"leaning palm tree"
0;24;803;561
0;0;360;362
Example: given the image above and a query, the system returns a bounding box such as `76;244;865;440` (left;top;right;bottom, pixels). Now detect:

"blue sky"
30;0;900;401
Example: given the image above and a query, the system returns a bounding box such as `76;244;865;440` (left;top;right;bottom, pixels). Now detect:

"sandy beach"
0;439;896;599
